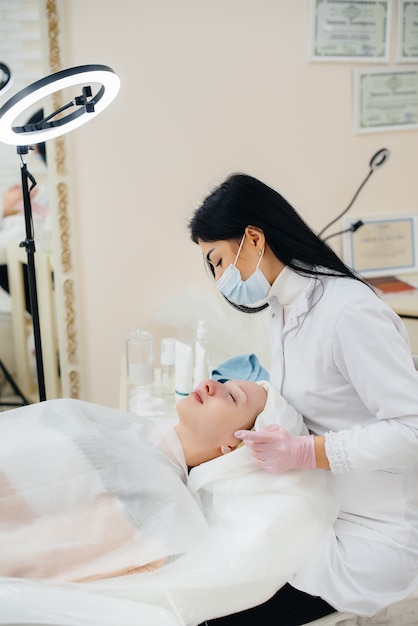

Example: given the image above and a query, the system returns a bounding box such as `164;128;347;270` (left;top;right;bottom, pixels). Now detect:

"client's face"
175;379;267;467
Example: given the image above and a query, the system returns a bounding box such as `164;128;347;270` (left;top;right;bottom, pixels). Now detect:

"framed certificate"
353;66;418;132
309;0;391;62
397;0;418;62
342;214;418;277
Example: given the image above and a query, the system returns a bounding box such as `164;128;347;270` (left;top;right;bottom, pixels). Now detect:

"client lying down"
0;379;337;625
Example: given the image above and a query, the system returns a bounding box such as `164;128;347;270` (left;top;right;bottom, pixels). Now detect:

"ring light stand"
0;65;120;402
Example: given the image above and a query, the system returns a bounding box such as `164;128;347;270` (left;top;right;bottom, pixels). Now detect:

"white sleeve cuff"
324;429;350;474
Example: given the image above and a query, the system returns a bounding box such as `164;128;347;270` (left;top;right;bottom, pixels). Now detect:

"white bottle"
160;337;176;413
193;320;210;387
175;340;193;404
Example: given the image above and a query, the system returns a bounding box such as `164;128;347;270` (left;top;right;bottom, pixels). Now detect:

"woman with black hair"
189;173;418;625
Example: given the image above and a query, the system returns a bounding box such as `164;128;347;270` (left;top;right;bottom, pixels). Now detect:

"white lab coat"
267;267;418;616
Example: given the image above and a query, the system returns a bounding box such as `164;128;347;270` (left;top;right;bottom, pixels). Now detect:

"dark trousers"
200;583;336;626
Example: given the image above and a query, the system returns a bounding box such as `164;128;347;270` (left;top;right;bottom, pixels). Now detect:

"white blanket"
0;397;338;625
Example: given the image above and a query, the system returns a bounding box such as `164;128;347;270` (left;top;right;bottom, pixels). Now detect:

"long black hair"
188;173;365;313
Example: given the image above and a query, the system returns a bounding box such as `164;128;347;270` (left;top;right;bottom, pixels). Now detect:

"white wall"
61;0;418;407
0;0;44;201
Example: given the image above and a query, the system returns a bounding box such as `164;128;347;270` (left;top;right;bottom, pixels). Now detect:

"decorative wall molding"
41;0;84;398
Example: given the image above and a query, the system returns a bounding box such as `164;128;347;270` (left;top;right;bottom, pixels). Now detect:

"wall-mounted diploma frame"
353;66;418;132
309;0;391;62
397;0;418;63
342;214;418;276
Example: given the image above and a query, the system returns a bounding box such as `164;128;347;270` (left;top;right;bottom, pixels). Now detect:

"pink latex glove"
234;424;316;473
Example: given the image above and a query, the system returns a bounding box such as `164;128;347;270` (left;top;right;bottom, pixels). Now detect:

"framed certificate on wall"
397;0;418;63
342;214;418;277
309;0;391;62
353;66;418;132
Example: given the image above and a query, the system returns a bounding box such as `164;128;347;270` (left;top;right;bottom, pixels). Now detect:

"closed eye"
205;260;216;278
229;392;236;403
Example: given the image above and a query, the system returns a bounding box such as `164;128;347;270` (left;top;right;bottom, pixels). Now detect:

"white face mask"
215;233;270;305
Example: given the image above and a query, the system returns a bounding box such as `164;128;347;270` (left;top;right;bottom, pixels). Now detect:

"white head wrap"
254;380;309;435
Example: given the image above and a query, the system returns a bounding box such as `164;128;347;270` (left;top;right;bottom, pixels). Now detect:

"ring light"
0;64;120;145
0;64;120;402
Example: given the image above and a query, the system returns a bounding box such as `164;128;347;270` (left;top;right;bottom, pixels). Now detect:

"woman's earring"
221;445;232;455
258;250;262;256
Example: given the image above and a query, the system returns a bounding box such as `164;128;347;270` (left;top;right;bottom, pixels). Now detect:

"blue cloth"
211;353;269;383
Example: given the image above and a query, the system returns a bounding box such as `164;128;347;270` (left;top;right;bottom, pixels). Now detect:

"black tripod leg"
0;359;30;407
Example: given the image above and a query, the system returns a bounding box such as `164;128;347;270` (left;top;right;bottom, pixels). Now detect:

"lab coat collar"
268;266;312;307
267;266;317;328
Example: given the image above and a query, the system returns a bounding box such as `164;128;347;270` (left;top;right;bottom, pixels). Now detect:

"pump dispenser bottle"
193;320;210;387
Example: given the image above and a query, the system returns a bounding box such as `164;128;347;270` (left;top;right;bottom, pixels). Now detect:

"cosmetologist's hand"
234;424;316;473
